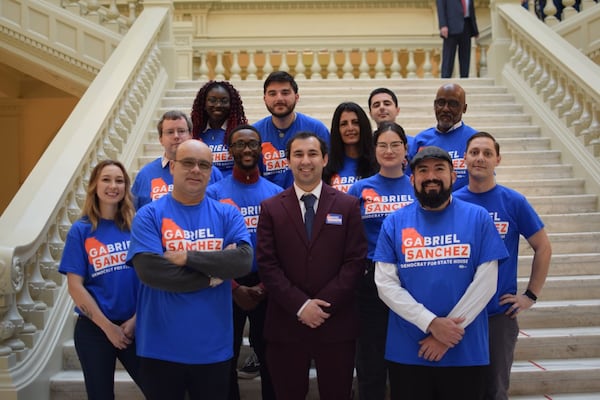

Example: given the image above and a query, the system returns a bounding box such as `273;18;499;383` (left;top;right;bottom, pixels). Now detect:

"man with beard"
253;71;330;188
409;83;476;190
206;125;282;400
373;146;507;400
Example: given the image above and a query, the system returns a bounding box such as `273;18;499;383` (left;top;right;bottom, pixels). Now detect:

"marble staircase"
50;78;600;400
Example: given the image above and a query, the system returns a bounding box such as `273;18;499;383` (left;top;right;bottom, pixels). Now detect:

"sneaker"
237;352;260;379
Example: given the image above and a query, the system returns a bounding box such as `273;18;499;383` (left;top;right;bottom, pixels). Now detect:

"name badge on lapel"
326;213;343;225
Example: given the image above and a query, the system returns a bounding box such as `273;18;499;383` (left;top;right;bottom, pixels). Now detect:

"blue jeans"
73;315;142;400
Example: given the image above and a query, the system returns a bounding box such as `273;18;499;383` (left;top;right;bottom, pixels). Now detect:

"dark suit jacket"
437;0;479;37
257;183;367;344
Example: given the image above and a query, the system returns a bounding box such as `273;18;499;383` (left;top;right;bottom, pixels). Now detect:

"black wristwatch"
524;289;538;303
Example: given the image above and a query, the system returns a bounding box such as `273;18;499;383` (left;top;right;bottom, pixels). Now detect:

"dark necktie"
301;194;316;238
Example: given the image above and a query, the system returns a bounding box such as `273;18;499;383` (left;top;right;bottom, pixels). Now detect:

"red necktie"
461;0;467;16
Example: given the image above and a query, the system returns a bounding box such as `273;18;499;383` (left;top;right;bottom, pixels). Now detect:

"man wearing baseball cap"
373;146;507;400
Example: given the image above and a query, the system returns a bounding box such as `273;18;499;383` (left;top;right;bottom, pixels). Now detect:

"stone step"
509;358;600;396
50;360;600;400
161;96;524;113
539;213;600;233
520;232;600;255
518;253;600;277
50;370;144;400
174;77;499;89
517;300;600;329
162;85;522;105
517;275;600;301
515;327;600;360
496;164;573;180
500;150;561;165
501;178;584;196
498;137;550;150
524;194;598;215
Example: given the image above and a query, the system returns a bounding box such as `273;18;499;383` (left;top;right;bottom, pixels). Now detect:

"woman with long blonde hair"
59;160;143;399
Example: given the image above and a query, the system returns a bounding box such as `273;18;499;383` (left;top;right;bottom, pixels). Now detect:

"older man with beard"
253;71;329;189
373;146;507;400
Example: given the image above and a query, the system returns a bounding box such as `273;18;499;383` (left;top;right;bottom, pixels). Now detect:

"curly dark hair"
191;80;248;145
323;102;378;184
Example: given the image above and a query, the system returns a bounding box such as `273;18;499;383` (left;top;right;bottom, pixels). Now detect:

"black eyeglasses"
173;158;212;171
230;140;260;150
206;97;230;106
434;99;461;109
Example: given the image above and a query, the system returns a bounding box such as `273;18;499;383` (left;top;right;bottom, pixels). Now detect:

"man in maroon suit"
257;131;367;400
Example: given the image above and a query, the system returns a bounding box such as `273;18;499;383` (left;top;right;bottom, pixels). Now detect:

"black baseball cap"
410;146;452;169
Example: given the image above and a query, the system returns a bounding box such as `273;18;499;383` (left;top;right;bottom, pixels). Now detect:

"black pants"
229;272;275;400
388;362;486;400
441;17;476;78
356;260;390;400
140;357;231;400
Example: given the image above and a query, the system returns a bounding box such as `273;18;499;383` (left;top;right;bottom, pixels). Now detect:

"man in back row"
131;110;222;209
254;71;330;189
455;131;551;400
410;83;476;190
206;125;282;400
368;87;415;155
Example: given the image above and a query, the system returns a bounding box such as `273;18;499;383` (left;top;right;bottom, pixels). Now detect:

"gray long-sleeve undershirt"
132;243;253;293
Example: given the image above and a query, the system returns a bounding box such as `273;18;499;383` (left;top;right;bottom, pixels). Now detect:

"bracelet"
524;289;538;302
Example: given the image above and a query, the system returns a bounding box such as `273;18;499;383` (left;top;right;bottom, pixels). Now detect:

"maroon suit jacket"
257;183;367;343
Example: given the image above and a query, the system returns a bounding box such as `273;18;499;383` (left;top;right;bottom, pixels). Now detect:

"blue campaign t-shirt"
127;194;250;364
197;128;234;177
347;174;415;259
253;112;330;189
206;176;282;272
132;157;223;210
409;122;478;191
329;155;362;193
454;184;544;316
374;198;508;367
59;218;139;321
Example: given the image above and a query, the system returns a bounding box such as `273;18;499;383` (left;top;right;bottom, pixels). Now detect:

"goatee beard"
414;180;452;209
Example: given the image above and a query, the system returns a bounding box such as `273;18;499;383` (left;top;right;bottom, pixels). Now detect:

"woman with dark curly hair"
191;80;248;176
323;101;378;193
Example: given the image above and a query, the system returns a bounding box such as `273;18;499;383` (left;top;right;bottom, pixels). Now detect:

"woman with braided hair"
191;80;248;176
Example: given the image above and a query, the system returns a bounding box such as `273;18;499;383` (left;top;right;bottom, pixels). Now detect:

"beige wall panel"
203;9;436;37
28;7;50;39
56;20;78;52
19;96;78;187
0;101;21;215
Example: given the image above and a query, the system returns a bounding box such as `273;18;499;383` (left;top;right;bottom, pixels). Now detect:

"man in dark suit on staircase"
257;131;367;400
437;0;479;78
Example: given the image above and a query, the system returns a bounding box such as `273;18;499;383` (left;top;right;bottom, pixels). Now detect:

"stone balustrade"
0;6;170;396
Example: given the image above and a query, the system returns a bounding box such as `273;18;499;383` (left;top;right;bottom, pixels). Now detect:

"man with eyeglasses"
131;110;222;210
254;71;330;189
206;125;282;400
127;139;253;400
409;83;476;191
